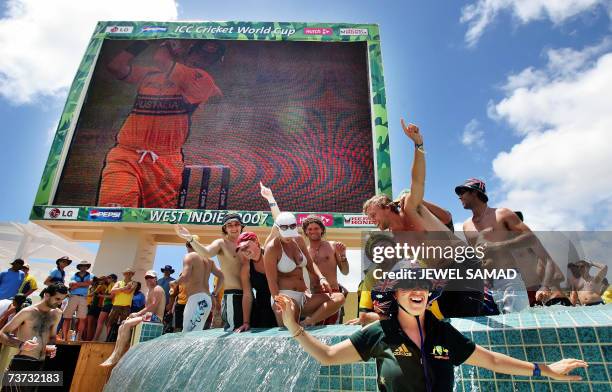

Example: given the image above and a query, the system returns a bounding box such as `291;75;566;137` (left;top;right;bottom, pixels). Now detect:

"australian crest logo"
431;345;450;360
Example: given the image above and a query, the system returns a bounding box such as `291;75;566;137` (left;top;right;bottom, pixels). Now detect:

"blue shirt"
131;292;146;312
48;268;65;284
69;272;91;296
157;276;175;303
0;269;25;300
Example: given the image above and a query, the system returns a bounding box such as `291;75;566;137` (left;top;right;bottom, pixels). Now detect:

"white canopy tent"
0;222;96;295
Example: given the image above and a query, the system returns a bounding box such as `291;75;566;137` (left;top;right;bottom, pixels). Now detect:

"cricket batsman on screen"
97;39;224;208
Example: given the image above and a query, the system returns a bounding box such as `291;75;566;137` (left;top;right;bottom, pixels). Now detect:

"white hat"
275;212;299;238
144;270;157;278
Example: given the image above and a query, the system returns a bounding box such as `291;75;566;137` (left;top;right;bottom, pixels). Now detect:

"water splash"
104;331;330;392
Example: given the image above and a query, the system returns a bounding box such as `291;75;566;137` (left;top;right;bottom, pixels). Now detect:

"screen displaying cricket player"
53;38;375;213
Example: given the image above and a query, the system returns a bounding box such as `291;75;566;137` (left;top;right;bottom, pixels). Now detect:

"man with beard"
0;283;67;377
301;215;347;324
362;119;484;318
176;213;244;331
456;178;561;311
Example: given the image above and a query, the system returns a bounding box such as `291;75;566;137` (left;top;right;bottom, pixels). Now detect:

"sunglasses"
398;279;433;291
145;276;156;280
277;223;297;231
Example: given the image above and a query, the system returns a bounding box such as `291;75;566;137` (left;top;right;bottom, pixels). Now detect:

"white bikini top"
277;241;307;273
277;241;310;289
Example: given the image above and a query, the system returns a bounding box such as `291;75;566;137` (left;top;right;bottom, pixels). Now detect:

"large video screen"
53;38;375;213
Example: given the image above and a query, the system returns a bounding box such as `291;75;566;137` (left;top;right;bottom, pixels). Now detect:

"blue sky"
1;0;611;277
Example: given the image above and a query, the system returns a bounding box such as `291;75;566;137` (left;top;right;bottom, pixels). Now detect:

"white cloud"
461;0;611;47
461;119;486;149
0;0;178;104
489;38;612;230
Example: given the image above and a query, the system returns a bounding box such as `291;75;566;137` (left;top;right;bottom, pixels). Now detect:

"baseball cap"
123;267;135;274
144;270;157;278
454;178;488;203
235;232;259;251
275;212;299;238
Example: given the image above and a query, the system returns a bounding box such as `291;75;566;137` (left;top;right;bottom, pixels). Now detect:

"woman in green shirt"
275;261;588;391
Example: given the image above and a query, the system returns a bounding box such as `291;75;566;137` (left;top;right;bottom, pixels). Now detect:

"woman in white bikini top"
264;212;331;327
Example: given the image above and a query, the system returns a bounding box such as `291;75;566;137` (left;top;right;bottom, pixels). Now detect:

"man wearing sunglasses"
101;270;165;367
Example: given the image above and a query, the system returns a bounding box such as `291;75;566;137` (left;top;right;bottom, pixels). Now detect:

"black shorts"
102;303;112;313
8;355;44;371
88;305;101;317
437;258;485;318
221;289;243;331
174;303;185;330
251;296;277;328
5;355;45;392
585;300;605;306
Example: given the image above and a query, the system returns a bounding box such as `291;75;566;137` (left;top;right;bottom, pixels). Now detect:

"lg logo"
44;207;79;220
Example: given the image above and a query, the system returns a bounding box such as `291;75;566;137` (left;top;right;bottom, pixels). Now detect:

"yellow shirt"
177;284;187;305
18;275;38;294
603;285;612;304
112;280;134;307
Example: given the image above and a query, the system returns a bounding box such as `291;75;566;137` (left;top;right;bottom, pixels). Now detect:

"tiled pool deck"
138;305;611;391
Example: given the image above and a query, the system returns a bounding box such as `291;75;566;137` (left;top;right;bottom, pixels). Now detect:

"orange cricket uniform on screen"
98;61;220;208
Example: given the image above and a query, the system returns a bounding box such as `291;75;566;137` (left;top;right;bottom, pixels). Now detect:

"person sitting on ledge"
568;260;608;306
264;212;343;327
275;261;588;392
101;270;165;367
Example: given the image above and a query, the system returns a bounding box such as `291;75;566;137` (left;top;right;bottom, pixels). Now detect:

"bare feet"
100;353;119;368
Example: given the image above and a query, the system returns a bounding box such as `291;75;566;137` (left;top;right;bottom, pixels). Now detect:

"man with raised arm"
0;283;67;374
176;213;241;331
101;270;166;367
362;119;484;319
568;260;608;306
170;242;224;332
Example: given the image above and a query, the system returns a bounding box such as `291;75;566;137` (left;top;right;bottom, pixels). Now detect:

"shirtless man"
362;119;484;318
301;215;348;324
100;270;166;367
0;283;67;375
171;242;224;332
568;260;608;306
456;178;559;312
176;213;242;331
